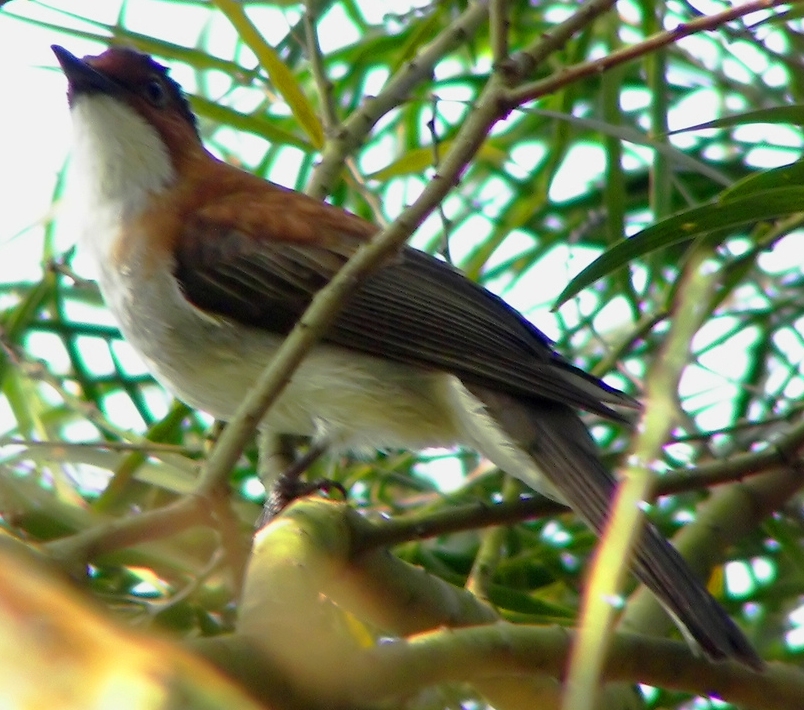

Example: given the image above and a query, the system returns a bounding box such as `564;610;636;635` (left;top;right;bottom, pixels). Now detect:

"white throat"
66;94;176;265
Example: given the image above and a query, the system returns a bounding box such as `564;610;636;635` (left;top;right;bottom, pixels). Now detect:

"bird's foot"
256;440;345;528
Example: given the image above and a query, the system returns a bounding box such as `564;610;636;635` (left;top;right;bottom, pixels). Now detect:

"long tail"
463;385;762;669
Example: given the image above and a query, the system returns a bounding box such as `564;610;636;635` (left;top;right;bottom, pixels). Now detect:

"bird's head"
53;45;203;202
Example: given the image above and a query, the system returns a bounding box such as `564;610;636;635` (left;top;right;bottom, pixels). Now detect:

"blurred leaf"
191;94;313;150
669;105;804;135
720;159;804;201
555;186;804;306
213;0;325;148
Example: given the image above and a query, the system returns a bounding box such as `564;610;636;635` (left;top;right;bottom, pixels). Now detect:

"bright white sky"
0;27;69;282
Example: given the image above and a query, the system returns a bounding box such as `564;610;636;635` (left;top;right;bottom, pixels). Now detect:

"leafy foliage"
1;1;804;708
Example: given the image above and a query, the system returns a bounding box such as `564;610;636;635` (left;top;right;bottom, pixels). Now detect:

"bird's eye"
144;78;167;107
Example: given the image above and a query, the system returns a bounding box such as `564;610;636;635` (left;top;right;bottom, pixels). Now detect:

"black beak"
52;45;119;100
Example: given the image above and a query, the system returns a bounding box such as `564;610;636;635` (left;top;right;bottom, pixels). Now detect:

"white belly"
97;254;462;452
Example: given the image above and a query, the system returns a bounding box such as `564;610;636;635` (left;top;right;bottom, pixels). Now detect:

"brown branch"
357;415;804;551
359;625;802;710
214;499;804;709
196;625;804;710
498;0;617;82
0;438;196;455
303;1;338;135
307;1;489;199
488;0;509;67
37;406;804;569
43;497;208;567
505;0;789;107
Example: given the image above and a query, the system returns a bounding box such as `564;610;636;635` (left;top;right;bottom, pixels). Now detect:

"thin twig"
44;497;207;565
356;414;804;552
307;1;490;199
465;477;522;600
505;0;786;107
0;438;195;455
499;0;617;81
303;2;339;134
343;156;389;227
489;0;509;68
426;94;453;261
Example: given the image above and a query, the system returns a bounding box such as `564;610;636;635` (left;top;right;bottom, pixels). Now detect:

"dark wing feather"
174;210;763;670
174;220;636;419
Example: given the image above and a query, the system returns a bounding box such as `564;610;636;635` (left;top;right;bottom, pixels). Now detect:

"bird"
52;44;761;669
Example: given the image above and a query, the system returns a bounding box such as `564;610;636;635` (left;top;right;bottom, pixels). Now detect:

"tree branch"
355;414;804;551
303;1;339;135
212;498;804;709
505;0;787;107
306;1;490;198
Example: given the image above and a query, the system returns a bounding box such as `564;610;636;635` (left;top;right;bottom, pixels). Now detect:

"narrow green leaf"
388;7;444;74
368;144;454;181
2;369;37;438
93;401;192;513
720;159;804;202
555;186;804;307
528;108;732;186
368;141;506;181
669;105;804;135
213;0;325;149
191;95;313;151
7;9;248;77
0;275;55;389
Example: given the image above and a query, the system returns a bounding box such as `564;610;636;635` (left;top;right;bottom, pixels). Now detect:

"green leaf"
555;186;804;306
191;95;313;151
669;105;804;135
213;0;325;149
720;159;804;202
529;108;732;186
9;8;249;77
368;141;507;181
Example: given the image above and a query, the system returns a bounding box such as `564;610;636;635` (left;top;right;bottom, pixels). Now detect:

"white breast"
67;94;175;255
102;252;464;454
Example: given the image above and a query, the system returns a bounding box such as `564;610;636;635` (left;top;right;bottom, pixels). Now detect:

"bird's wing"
174;193;635;419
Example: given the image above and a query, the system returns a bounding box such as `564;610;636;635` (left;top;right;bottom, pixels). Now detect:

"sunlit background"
1;3;804;705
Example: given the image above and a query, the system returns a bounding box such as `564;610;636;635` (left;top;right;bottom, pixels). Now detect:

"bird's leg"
256;430;346;527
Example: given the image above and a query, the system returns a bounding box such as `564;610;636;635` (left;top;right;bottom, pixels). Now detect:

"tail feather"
464;385;762;669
